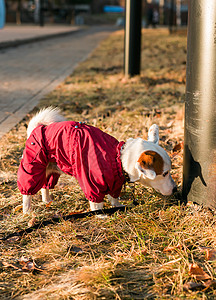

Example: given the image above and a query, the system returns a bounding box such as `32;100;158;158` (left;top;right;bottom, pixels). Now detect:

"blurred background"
4;0;188;27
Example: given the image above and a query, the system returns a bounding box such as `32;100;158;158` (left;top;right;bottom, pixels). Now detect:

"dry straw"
1;28;215;299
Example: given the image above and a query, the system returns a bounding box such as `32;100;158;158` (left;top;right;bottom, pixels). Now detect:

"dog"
17;107;177;214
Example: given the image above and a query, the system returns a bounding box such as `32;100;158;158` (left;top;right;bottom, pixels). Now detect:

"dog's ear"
135;162;156;180
148;124;159;144
135;150;163;180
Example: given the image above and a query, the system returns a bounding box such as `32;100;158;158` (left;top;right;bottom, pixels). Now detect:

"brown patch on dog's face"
137;151;164;175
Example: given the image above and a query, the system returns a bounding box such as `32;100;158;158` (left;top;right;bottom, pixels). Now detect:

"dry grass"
0;28;216;299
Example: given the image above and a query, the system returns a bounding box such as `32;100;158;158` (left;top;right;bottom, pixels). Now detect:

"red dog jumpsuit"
17;121;125;203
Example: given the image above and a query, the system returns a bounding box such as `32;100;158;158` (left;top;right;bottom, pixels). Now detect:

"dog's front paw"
41;188;53;204
23;208;32;215
107;195;124;207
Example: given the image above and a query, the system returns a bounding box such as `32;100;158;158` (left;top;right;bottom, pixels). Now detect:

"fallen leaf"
189;263;211;280
203;279;216;290
184;279;216;292
45;200;53;208
183;281;205;291
154;109;162;118
19;256;43;272
67;245;83;254
28;217;36;227
172;142;184;153
206;249;216;261
2;259;41;273
76;234;85;240
21;261;35;271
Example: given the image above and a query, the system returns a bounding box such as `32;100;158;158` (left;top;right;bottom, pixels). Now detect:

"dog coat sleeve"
17;130;49;195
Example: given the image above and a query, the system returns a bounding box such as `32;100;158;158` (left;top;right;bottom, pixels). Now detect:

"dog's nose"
172;186;177;194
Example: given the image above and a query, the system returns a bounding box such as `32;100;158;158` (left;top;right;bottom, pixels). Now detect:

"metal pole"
124;0;142;77
169;0;175;33
39;0;44;27
182;0;216;209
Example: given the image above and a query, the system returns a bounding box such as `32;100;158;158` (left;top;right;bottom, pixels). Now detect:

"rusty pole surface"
182;0;216;208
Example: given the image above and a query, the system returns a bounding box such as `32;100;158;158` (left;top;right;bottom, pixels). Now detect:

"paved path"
0;25;116;138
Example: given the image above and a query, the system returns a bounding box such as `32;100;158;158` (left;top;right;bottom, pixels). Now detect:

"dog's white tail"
27;107;65;138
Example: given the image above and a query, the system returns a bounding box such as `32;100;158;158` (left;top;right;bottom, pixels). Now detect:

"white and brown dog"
18;107;176;214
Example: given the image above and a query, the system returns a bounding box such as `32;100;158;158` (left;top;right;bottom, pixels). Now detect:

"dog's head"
135;147;176;196
122;124;176;196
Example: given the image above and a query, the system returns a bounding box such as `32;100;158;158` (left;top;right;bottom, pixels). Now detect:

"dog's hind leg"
23;195;32;214
41;188;52;204
89;201;104;211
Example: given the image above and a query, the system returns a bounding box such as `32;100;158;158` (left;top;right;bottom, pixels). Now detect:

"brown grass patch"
1;28;216;299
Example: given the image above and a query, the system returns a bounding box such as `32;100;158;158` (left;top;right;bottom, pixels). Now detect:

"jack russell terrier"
17;107;177;214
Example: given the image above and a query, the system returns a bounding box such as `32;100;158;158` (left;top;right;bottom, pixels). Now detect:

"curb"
0;27;82;50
